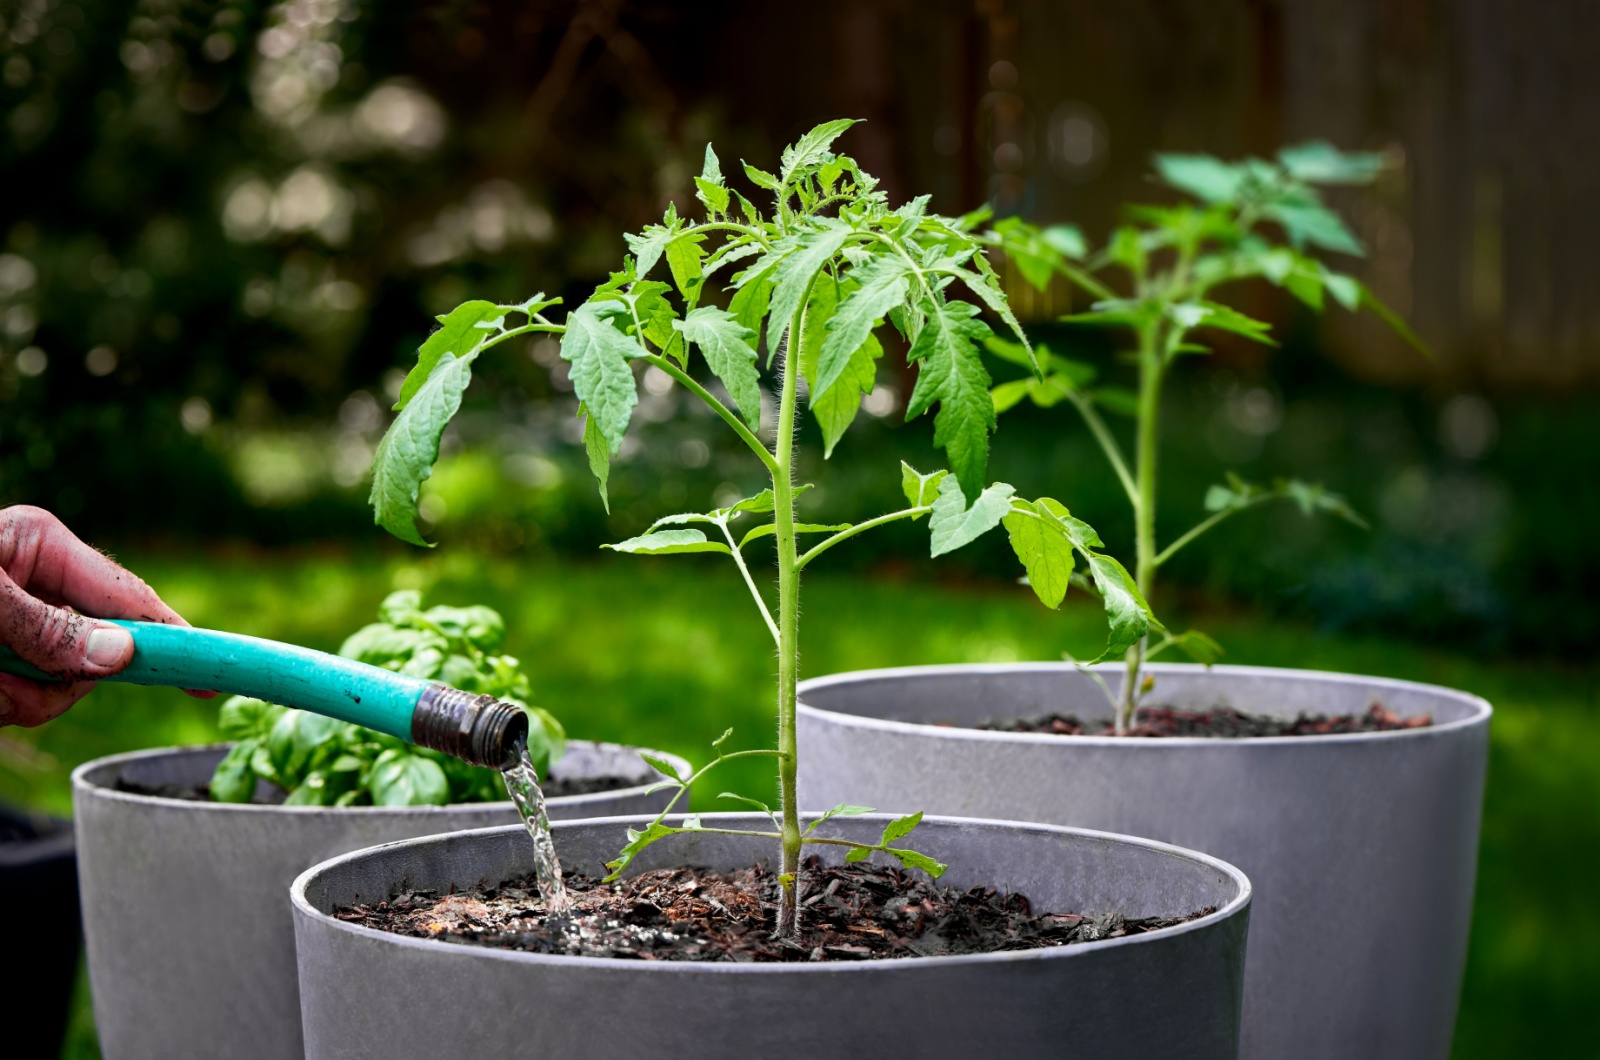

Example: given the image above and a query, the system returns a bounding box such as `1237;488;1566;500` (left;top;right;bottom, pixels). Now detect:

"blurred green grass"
4;550;1594;1059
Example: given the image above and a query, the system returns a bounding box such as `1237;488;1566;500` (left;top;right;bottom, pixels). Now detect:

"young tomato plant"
368;120;1152;935
209;590;565;806
981;142;1424;732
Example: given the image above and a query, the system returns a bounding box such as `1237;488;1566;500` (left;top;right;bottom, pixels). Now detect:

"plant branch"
717;517;781;644
1065;393;1138;507
1152;498;1268;568
642;354;779;475
795;506;931;569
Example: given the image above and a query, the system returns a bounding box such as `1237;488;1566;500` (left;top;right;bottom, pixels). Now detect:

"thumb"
0;578;135;680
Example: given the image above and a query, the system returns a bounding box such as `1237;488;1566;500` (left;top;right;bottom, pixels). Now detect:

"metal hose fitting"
411;685;529;769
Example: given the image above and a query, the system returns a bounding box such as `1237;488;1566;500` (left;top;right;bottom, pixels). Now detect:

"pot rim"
796;661;1492;749
70;742;688;816
290;812;1252;976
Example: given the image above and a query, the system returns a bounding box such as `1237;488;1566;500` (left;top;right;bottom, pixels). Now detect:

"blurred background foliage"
1;1;1598;1055
1;0;1596;653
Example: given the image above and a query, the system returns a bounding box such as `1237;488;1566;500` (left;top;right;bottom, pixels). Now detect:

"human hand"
0;505;211;727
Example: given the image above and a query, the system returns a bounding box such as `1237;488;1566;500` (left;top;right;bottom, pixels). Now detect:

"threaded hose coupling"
411;685;529;769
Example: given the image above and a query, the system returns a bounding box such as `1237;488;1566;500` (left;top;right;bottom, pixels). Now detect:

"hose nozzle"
410;685;528;770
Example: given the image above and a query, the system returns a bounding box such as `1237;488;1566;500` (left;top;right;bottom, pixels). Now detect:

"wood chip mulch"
332;856;1211;963
979;701;1431;738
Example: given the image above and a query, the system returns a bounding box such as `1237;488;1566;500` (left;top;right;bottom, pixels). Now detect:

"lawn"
5;549;1595;1058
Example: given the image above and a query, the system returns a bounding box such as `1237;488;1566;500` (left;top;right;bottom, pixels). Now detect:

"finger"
0;571;136;680
0;506;190;626
0;672;95;728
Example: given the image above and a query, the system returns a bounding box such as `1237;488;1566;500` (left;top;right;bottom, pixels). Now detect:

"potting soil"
977;701;1432;738
333;856;1210;962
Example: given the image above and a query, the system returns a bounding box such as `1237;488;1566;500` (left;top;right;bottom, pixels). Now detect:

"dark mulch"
978;701;1432;738
333;856;1210;963
113;773;639;804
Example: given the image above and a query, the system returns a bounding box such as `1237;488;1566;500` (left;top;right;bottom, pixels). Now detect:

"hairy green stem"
772;308;804;937
717;517;781;645
1120;323;1164;734
1066;393;1138;507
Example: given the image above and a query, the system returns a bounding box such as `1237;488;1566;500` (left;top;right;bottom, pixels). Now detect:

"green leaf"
209;739;259;803
1276;141;1384;185
1087;553;1154;663
888;848;948;878
929;477;1016;557
727;266;773;353
880;810;923;844
676;306;761;425
694;143;729;215
370;353;474;546
814;256;908;402
217;696;283;740
899;462;946;510
904;299;997;499
561;301;645;454
815;334;882;456
1168;630;1224;665
741;162;782;192
1003;500;1075;609
1094;387;1140;417
1154;153;1246;204
367;749;450;806
844;845;872;863
1187;302;1278;346
625;224;676;281
395;300;503;410
712;727;734;747
1359;281;1430;356
780;118;859;182
1264;202;1364;256
580;404;611;513
338;623;444;664
665;232;707;309
717;792;771;813
639;752;684;782
769;226;854;347
604;821;679;880
603;529;732;556
990;378;1033;414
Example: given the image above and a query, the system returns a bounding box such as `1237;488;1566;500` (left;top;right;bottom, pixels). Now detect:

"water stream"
501;739;571;915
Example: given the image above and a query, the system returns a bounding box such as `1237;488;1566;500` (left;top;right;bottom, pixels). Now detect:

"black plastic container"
0;806;81;1059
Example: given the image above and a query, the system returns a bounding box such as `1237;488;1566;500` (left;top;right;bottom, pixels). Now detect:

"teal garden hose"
0;620;526;768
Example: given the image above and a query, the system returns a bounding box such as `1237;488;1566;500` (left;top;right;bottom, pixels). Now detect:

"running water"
501;739;571;915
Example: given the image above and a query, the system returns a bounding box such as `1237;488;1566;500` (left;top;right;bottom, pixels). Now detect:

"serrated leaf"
816;333;882;456
769;226;854;347
727;266;773;354
1087;553;1154;663
814;256;908;402
665;232;707;309
1003;500;1075;608
905;299;997;499
1277;141;1384;185
604;821;678;881
561;301;644;454
625;222;677;281
889;848;947;878
844;845;872;863
1190;302;1278;346
579;404;611;513
717;792;774;815
1169;629;1224;665
742;162;781;191
900;462;946;510
951;265;1033;367
880;810;923;844
370;352;474;546
676;306;761;425
780;118;858;182
1265;202;1364;256
694;144;730;215
929;477;1015;557
1154;153;1247;204
638;752;684;782
396;300;503;409
603;529;732;556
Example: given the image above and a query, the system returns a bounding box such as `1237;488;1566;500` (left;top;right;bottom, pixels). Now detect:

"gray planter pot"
796;663;1491;1060
293;813;1251;1059
73;741;687;1060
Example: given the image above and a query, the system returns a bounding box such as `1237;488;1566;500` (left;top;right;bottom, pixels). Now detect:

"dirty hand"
0;505;208;727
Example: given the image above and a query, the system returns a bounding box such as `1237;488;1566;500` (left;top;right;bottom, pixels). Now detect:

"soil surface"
979;702;1432;738
112;772;640;804
334;856;1211;962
